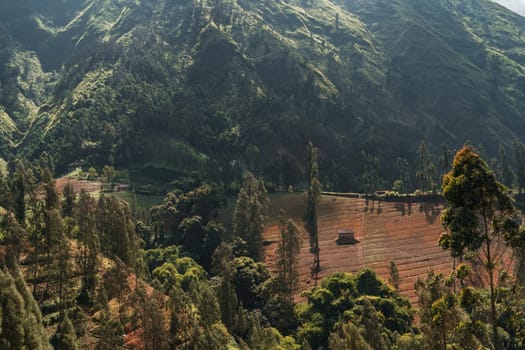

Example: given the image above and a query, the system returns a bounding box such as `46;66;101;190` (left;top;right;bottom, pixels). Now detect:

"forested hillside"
1;0;525;190
3;2;525;348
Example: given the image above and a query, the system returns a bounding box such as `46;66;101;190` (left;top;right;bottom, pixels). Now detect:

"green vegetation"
1;0;525;191
305;143;322;281
440;145;521;349
1;146;525;348
3;0;525;348
233;171;269;261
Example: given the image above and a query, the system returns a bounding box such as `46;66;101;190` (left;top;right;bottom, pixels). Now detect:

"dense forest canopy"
1;0;525;190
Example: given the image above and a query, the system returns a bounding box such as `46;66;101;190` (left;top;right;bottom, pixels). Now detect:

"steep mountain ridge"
345;0;525;144
1;0;525;189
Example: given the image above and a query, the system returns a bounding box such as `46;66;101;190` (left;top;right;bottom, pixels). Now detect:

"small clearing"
55;176;102;194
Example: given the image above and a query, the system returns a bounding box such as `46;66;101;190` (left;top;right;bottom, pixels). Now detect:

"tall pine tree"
232;172;269;261
513;140;525;193
11;161;27;224
96;195;139;269
276;209;301;305
416;141;436;193
76;190;100;301
0;170;13;211
305;143;321;282
440;145;520;350
0;265;52;349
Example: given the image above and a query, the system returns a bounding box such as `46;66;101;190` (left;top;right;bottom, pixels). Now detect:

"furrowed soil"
263;194;515;305
56;176;102;194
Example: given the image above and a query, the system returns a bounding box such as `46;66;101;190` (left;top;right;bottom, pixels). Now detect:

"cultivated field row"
264;195;515;305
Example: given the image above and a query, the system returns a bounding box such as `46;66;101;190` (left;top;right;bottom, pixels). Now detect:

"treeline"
361;140;525;197
0;161;144;349
2;145;525;349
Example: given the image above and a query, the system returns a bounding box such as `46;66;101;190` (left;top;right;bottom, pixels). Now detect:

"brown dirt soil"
264;195;516;305
55;176;102;194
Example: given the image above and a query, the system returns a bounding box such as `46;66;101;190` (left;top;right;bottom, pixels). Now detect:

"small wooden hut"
335;229;359;245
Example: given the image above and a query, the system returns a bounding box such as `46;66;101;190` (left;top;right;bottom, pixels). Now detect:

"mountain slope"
344;0;525;146
1;0;525;190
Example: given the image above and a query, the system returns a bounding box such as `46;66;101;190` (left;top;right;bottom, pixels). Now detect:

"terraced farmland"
56;176;102;194
263;194;514;304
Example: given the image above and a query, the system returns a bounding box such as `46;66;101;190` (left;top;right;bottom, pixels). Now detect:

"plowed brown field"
56;176;102;194
264;194;516;305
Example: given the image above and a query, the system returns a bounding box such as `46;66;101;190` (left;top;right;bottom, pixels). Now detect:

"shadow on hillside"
419;203;442;224
395;202;405;215
364;199;382;214
393;202;413;216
